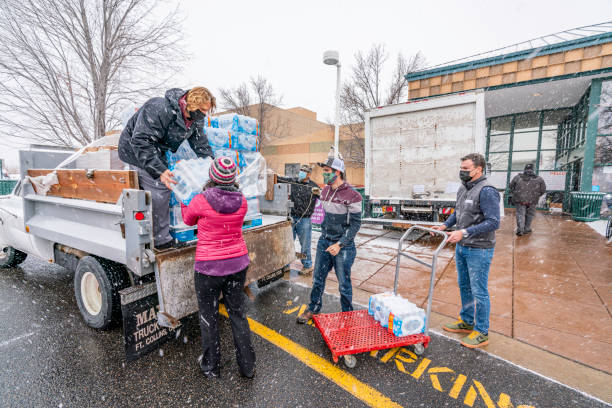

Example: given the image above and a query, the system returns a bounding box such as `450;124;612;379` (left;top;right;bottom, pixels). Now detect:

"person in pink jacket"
181;156;255;379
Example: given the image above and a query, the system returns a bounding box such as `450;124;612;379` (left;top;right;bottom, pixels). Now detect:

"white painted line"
0;331;36;348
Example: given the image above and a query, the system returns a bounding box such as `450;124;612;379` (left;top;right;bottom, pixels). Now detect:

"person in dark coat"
181;157;255;379
278;165;321;275
118;87;215;249
509;164;546;236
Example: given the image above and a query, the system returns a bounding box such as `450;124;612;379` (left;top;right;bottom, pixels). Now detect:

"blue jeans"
308;237;356;313
292;216;312;268
455;244;494;335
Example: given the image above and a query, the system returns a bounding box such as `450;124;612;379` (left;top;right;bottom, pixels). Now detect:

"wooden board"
154;220;295;326
27;169;138;203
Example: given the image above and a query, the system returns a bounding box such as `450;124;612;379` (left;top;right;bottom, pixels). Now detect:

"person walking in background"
181;157;256;379
297;153;362;324
432;153;500;348
119;87;215;250
509;163;547;236
278;164;321;275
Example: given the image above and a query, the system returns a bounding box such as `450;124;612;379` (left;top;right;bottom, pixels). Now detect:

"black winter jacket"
509;171;547;205
118;88;213;179
277;176;320;218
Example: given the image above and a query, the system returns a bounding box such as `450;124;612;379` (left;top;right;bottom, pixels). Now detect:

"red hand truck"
312;225;448;368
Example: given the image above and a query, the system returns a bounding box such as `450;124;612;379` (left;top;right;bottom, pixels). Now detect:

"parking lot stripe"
219;305;402;408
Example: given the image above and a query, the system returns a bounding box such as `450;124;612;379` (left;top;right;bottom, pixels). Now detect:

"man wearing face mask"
432;153;500;348
297;154;362;324
277;165;321;275
119;87;215;250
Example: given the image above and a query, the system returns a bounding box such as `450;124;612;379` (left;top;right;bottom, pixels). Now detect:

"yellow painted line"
449;374;467;399
219;305;402;408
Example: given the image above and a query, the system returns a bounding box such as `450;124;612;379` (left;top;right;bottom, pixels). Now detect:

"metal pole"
334;63;341;154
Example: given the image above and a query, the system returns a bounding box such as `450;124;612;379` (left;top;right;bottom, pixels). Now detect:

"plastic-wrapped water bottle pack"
169;157;213;205
368;293;426;337
211;113;259;135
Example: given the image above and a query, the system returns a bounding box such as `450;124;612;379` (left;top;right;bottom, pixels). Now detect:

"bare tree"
340;44;426;164
0;0;184;147
219;76;289;148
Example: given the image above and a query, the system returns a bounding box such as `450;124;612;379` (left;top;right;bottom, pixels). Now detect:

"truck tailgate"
155;216;294;327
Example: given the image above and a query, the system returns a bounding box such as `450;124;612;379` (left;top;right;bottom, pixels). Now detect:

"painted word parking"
282;303;534;408
250;280;607;408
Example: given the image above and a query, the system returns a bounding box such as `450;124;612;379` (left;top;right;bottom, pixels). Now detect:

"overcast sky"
2;0;611;169
177;0;612;121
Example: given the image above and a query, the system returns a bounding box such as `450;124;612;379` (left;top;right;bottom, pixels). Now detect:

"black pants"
516;203;536;233
132;166;171;246
194;269;255;374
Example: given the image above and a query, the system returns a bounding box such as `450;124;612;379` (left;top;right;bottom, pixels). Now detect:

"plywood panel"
27;169;138;203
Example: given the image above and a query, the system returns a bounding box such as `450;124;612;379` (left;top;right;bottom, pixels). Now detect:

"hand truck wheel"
413;343;425;355
343;354;357;368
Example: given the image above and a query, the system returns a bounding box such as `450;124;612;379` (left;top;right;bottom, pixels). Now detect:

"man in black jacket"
118;87;215;249
278;165;320;275
509;164;546;235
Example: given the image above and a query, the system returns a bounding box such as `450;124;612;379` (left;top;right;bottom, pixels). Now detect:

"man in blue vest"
432;153;500;348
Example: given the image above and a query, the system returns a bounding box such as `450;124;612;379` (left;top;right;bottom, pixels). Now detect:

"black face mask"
189;110;205;121
459;170;473;182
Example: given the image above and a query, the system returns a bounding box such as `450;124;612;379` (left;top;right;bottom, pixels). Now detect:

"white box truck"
364;90;487;226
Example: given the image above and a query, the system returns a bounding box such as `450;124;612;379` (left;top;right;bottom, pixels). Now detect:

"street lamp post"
323;50;341;155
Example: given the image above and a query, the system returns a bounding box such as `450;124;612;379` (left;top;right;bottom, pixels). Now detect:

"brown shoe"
299;267;313;276
296;310;314;324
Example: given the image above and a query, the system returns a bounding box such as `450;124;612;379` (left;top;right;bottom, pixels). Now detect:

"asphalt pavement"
0;257;609;408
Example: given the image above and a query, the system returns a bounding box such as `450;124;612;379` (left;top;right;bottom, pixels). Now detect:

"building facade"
405;25;612;209
258;106;365;186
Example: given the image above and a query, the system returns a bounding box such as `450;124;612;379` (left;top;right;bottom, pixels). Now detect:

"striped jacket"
320;182;362;247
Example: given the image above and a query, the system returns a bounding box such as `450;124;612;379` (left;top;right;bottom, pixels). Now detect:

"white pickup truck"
363;91;487;226
0;146;294;360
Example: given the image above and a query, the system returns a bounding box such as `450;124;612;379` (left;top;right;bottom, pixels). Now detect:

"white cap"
318;146;345;172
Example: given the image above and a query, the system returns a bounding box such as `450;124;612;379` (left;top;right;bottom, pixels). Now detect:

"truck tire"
0;246;28;268
74;256;129;330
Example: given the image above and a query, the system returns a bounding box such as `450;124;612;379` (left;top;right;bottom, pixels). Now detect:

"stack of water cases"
165;113;266;243
204;113;264;229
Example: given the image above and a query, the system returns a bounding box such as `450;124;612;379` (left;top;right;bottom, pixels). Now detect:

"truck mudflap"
119;282;179;362
154;219;295;328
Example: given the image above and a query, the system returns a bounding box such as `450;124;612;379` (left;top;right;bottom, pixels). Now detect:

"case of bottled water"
204;127;233;149
169;157;212;205
392;310;427;337
213;113;259;136
368;292;393;315
234;132;259;152
215;113;239;131
368;293;425;335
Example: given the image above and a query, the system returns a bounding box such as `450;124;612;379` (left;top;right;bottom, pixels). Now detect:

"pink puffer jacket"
181;188;248;261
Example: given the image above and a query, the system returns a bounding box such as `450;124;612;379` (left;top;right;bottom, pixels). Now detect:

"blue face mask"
298;171;307;181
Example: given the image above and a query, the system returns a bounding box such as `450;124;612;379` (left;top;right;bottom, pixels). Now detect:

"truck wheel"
74;256;129;330
0;246;28;268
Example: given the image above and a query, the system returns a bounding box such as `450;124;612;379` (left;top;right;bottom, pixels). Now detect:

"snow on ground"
586;219;608;237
